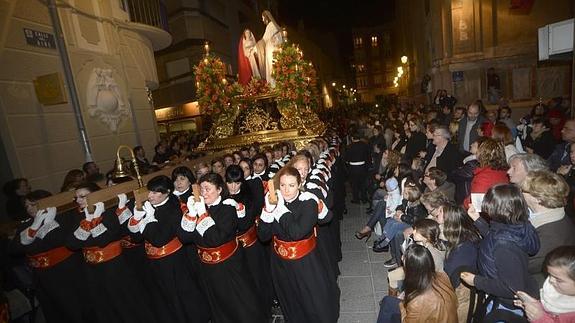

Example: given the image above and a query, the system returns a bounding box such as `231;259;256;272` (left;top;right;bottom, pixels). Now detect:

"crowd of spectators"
342;97;575;322
2;94;575;322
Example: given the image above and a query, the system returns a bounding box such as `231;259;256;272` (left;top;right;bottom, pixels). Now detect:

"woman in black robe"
240;157;266;209
225;165;273;316
68;182;156;323
257;166;339;323
289;153;340;282
11;190;89;323
178;173;267;323
127;175;209;323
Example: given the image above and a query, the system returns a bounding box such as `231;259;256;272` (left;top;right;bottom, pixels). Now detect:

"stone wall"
0;0;163;193
397;0;573;108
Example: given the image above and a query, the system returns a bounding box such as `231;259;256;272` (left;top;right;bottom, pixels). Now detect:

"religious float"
195;11;325;152
34;11;327;214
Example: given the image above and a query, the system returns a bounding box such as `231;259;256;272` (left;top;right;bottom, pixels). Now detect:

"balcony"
121;0;172;51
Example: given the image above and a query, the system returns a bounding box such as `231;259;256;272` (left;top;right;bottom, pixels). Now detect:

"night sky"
278;0;395;58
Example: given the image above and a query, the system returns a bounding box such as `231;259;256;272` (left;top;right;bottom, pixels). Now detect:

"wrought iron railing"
124;0;169;32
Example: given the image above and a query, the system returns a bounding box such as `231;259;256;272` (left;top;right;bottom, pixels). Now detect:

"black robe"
305;171;341;281
67;209;157;323
173;189;207;297
139;195;210;323
229;185;273;316
11;211;90;323
178;198;267;323
257;192;340;323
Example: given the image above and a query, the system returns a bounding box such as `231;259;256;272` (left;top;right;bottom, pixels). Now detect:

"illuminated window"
354;37;363;48
356;77;368;88
371;36;378;47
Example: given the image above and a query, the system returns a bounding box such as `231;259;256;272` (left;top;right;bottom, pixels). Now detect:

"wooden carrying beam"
38;152;224;213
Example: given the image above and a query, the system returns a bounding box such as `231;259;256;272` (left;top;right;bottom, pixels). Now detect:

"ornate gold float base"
196;129;318;152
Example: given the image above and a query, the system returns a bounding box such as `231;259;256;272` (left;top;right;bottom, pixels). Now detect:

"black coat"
436;143;463;177
344;140;370;164
397;201;428;225
404;131;427;161
451;158;480;204
524;129;556;159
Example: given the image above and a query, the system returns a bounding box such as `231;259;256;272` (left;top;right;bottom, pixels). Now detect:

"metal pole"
47;0;93;161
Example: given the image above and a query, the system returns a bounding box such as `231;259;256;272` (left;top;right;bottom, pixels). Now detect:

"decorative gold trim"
196;129;319;151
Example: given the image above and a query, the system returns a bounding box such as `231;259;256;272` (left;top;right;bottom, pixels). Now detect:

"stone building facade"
395;0;573;109
0;0;170;193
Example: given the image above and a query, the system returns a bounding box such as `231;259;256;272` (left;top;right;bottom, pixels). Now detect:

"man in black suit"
345;132;370;204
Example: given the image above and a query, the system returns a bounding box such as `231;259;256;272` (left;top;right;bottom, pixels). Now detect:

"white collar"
230;188;241;196
173;187;190;197
463;154;477;164
254;170;266;177
152;196;170;207
207;196;222;207
285;192;299;203
530;207;565;228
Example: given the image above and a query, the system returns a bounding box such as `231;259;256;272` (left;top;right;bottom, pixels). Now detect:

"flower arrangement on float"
273;43;319;109
242;77;271;98
194;54;242;115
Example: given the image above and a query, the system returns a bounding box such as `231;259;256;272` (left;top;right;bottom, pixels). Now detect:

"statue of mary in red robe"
238;29;262;86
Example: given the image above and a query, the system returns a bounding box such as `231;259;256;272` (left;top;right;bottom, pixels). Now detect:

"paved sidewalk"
338;198;390;323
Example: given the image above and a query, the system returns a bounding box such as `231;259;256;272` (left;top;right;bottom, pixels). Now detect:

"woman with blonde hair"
464;138;509;208
521;170;575;287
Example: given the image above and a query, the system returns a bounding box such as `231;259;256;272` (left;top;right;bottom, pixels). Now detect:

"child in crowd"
514;246;575;323
373;181;427;252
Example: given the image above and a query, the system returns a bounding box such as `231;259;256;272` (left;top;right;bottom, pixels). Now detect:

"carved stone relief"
86;68;129;132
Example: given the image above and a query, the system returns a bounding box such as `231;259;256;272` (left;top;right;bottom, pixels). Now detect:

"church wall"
0;0;161;193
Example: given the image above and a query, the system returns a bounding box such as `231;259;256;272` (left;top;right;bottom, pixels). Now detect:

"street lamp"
401;56;408;64
332;82;336;87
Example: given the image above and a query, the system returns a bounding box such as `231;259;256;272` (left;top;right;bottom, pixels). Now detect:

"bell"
113;156;130;179
114;145;144;188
